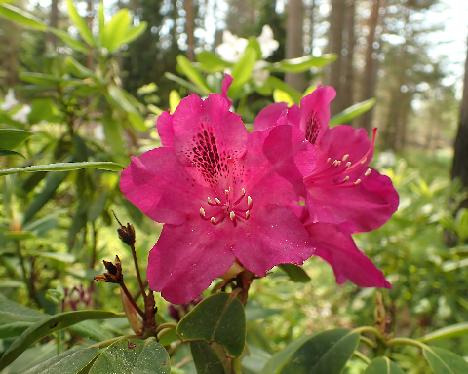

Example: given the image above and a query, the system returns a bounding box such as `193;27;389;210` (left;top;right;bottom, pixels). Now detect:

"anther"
327;157;332;163
354;178;362;185
229;211;236;221
343;175;350;182
247;196;253;208
199;207;206;217
224;189;229;195
245;210;251;219
214;197;221;205
342;154;349;162
346;162;352;168
365;168;372;176
241;187;246;195
210;217;217;224
360;157;368;165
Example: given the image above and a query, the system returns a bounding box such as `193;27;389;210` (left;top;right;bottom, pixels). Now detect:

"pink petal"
233;205;314;276
221;74;233;100
307;223;391;288
147;220;235;304
299;86;335;144
253;102;289;131
156;111;174;147
120;147;207;225
306;169;399;232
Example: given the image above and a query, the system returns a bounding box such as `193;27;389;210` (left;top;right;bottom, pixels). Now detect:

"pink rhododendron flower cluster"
120;76;399;304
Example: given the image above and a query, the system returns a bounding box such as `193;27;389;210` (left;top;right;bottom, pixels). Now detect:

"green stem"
387;337;427;351
352;326;385;342
155;322;177;334
120;281;144;318
353;351;371;364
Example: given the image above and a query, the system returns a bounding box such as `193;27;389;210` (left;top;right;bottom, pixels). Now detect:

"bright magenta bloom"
120;78;314;304
255;86;398;288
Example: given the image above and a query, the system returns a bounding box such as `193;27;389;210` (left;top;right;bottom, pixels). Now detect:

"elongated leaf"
0;150;24;158
196;51;231;73
177;293;246;357
0;129;31;150
423;346;468;374
0;3;47;31
0;161;122;176
420;323;468;343
120;22;147;47
23;347;100;374
51;28;89;54
0;321;35;339
165;72;205;94
278;264;311;283
330;98;376;125
0;293;44;324
169;90;181;113
261;336;310;374
364;357;405;374
0;310;122;369
100;9;131;52
176;55;211;94
66;0;94;46
190;341;226;374
229;45;257;97
270;54;336;73
273;89;294;106
89;337;170;374
264;76;301;103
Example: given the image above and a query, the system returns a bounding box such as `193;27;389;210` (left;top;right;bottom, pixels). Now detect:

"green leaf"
0;321;35;339
190;341;226;374
420;323;468;343
273;89;294;106
270;54;336;73
100;9;132;52
177;55;211;94
0;3;47;31
196;51;231;73
0;129;31;150
423;346;468;374
0;161;123;176
264;76;301;103
0;150;24;158
169;90;181;113
0;310;122;369
23;347;100;374
51;28;89;54
120;22;147;47
66;0;94;46
97;1;105;33
89;337;171;374
330;98;376;125
364;357;405;374
263;329;359;374
278;264;311;283
102;116;128;164
165;72;205;94
106;86;146;131
229;44;257;97
177;293;246;357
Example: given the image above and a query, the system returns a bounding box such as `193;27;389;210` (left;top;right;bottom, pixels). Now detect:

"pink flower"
254;86;398;288
120;77;313;304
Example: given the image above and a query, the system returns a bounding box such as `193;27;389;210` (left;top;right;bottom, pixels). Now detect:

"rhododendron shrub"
120;77;399;305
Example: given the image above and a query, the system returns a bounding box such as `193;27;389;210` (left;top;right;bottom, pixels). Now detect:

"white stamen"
214;197;221;205
365;168;372;176
342;154;349;162
241;187;246;195
245;210;251;219
346;161;352;168
224;189;229;195
354;178;362;185
360;157;368;165
210;217;217;224
343;175;350;182
247;196;253;208
229;211;236;221
199;207;206;217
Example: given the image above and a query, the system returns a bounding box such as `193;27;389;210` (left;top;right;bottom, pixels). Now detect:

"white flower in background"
1;89;19;111
252;60;270;86
216;31;248;63
12;105;31;123
257;25;279;58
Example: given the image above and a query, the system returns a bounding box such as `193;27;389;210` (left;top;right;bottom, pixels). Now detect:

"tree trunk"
342;0;356;112
328;0;346;113
184;0;195;60
86;0;94;69
285;0;306;91
451;37;468;191
359;0;382;130
47;0;59;50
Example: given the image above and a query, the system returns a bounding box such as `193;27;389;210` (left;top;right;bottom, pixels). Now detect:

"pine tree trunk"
328;0;346;113
47;0;59;49
342;0;355;112
285;0;306;91
451;37;468;192
359;0;382;130
184;0;195;60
